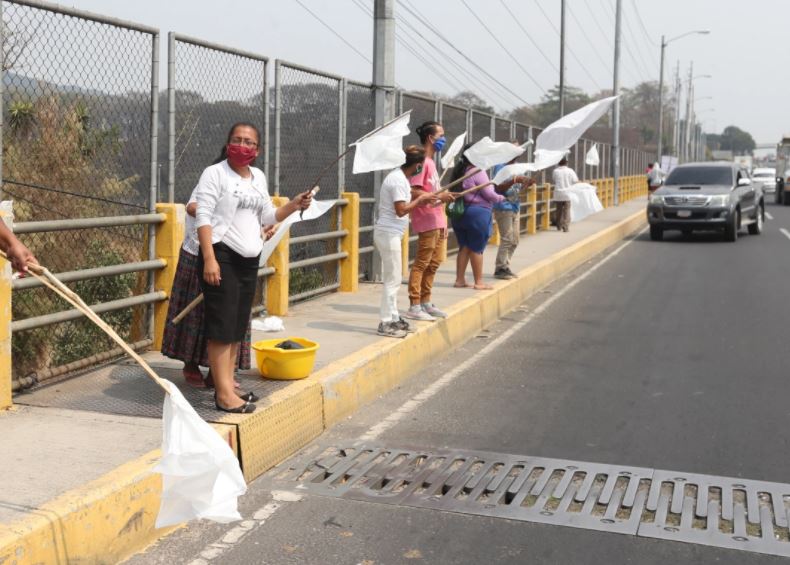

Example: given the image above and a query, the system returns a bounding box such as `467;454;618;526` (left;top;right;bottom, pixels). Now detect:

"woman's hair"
213;121;262;165
402;145;426;169
449;142;475;186
415;121;441;144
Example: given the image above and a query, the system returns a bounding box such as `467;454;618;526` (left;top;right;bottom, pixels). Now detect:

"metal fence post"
167;32;175;203
274;60;282;196
527;126;533;161
263;60;270;180
148;31;160;338
338;78;347;195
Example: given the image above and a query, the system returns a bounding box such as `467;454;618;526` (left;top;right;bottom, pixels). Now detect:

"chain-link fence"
344;80;375;280
275;61;344;301
168;34;271;313
400;92;436;148
471;110;493;142
3;0;158;388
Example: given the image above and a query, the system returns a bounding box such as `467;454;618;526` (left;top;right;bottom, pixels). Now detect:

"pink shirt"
409;157;447;233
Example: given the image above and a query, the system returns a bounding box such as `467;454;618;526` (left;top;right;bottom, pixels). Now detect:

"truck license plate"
677;210;692;218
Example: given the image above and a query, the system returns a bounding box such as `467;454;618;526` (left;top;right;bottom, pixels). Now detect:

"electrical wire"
566;5;611;75
460;0;547;95
292;0;372;64
530;0;606;92
621;4;658;76
630;0;659;47
498;0;558;73
3;179;147;210
399;0;533;107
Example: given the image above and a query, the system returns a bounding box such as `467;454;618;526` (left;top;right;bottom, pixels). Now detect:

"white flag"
154;380;247;528
536;96;617;153
440;131;467;169
259;198;337;267
352;112;411;174
585;144;600;167
491;149;567;183
464;136;526;170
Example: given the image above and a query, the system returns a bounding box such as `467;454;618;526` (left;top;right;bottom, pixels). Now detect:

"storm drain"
274;444;790;558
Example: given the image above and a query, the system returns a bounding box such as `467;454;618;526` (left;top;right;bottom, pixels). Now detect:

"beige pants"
408;228;446;304
493;210;520;271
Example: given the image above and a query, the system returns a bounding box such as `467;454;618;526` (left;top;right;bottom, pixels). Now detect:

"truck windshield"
664;167;733;186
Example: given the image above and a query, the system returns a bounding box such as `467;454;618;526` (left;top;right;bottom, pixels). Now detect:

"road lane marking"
359;228;647;442
185;490;302;565
765;212;774;220
780;228;790;240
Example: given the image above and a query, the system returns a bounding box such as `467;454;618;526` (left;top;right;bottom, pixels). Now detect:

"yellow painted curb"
319;209;646;426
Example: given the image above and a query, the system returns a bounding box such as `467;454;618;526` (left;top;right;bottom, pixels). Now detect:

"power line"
600;0;649;85
530;0;606;92
582;0;614;51
460;0;547;95
566;5;611;74
498;0;558;73
630;0;659;47
621;4;659;76
393;4;518;110
292;0;371;64
399;0;533;107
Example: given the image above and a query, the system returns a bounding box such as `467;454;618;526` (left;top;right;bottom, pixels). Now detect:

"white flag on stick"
440;131;467;169
535;96;617;153
352;111;411;174
258;198;337;267
464;136;526;170
154;380;247;528
490;149;567;183
585;143;600;167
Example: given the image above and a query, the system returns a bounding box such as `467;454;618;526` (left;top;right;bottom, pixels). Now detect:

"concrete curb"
0;209;645;564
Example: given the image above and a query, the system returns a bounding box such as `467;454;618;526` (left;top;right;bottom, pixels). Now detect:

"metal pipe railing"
290;252;348;270
12;291;166;332
14;213;165;234
290;229;347;245
13;259;166;291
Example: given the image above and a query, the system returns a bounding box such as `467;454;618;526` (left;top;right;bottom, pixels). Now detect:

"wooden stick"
3;253;171;394
457;181;494;197
436;168;480;194
172;293;204;325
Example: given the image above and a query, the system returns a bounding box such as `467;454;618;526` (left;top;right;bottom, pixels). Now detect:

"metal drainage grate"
274;445;790;558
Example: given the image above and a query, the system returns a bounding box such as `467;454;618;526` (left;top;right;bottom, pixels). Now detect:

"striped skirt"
161;247;251;369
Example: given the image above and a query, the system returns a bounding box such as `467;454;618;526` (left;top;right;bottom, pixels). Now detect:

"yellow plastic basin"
251;337;319;380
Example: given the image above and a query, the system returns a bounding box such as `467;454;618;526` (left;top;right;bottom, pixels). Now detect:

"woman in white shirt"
373;146;436;338
195;122;311;413
551;157;579;232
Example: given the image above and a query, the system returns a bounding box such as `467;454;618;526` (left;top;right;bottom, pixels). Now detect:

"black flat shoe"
215;399;256;413
240;391;260;403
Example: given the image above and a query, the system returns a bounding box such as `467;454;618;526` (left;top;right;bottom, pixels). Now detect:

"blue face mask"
433;136;447;152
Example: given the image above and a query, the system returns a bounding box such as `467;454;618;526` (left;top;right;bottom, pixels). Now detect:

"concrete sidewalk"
0;199;646;564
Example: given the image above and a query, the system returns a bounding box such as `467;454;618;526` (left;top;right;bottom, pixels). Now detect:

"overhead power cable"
292;0;371;64
460;0;547;95
630;0;660;47
498;0;558;73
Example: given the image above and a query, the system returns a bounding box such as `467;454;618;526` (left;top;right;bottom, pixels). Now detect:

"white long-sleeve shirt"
194;160;279;257
551;165;579;202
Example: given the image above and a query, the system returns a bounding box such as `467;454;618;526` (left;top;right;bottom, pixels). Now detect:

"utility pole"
559;0;566;117
611;0;622;204
372;0;395;280
656;35;666;165
671;62;681;160
684;62;693;162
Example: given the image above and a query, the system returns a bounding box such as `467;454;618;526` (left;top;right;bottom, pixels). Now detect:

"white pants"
374;229;403;323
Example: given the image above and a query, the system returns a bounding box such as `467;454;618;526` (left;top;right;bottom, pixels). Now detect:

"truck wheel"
748;203;764;235
784;191;790;206
649;225;663;241
724;210;739;242
776;188;783;205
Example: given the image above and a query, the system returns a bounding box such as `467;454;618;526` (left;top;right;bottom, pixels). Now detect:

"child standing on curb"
374;146;437;338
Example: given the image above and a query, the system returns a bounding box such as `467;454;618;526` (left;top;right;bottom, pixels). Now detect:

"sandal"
203;371;242;390
215;399;256;414
239;391;260;403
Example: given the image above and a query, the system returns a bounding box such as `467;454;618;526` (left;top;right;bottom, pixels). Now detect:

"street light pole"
612;0;622;205
559;0;566;117
656;35;666;165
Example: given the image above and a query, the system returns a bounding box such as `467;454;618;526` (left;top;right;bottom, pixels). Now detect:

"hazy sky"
59;0;788;144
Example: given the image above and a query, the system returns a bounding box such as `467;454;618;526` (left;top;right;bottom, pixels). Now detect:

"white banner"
258;198;336;267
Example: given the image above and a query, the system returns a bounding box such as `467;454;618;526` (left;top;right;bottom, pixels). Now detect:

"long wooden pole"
4;253;170;394
435;167;480;194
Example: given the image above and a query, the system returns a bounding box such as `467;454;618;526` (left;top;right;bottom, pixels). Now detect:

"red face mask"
226;143;257;167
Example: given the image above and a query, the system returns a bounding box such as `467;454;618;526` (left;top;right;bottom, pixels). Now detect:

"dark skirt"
451;204;493;253
199;242;260;343
161;247;251;368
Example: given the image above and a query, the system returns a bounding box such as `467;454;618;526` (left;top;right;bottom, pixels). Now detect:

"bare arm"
0;222;36;272
197;225;220;286
395;193;436;217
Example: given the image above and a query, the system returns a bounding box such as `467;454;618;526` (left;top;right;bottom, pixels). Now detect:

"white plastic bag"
154;380;247;528
585;144;600;167
251;316;284;332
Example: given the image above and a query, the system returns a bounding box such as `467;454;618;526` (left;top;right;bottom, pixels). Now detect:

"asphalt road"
128;200;790;565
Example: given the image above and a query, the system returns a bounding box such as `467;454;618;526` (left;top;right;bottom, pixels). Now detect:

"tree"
715;125;755;155
446;91;494;114
509;85;591;127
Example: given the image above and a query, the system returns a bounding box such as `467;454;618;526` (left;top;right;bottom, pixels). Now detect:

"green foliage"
50;241;136;366
289;267;324;296
706;126;756;155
